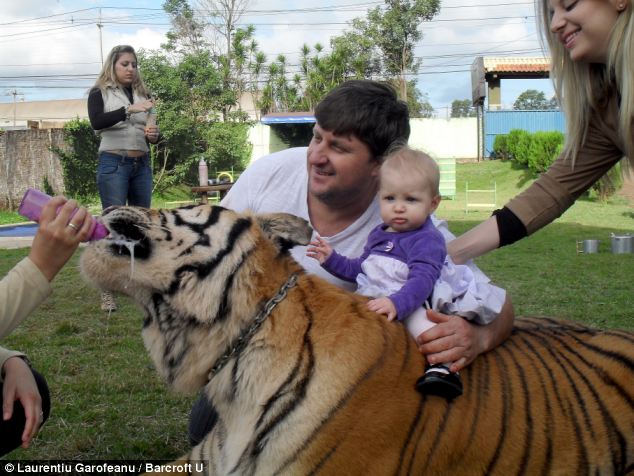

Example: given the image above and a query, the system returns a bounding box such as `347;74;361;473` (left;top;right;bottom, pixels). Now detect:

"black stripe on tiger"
512;334;558;475
485;350;513;474
247;308;315;471
214;246;256;326
528;329;631;473
276;299;393;475
146;292;207;383
498;343;535;474
565;332;634;403
166;217;252;297
521;327;593;470
173;206;225;257
158;209;172;242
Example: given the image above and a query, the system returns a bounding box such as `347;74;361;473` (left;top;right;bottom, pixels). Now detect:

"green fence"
436;157;456;199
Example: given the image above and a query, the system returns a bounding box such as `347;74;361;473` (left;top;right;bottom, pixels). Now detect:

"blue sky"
0;0;554;114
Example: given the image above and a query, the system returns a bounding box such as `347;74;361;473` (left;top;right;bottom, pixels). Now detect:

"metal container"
610;233;633;254
576;239;600;254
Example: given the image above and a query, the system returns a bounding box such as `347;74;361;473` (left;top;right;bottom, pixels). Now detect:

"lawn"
1;159;633;460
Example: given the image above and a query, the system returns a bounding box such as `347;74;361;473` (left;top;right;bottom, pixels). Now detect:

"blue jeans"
97;152;152;209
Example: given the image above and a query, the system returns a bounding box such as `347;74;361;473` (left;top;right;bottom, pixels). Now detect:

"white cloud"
0;0;554;108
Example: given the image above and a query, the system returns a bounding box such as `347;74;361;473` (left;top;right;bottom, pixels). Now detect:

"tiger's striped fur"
80;204;634;476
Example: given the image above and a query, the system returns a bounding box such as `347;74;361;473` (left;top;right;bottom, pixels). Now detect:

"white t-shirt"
221;147;505;323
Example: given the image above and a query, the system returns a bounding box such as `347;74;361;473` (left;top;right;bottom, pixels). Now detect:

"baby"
308;146;462;399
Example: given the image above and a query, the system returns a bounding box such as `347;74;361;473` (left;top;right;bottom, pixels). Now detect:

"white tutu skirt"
357;254;505;328
430;256;505;325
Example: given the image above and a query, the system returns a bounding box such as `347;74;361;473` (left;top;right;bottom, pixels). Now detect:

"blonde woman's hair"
381;146;441;197
536;1;634;166
93;45;150;97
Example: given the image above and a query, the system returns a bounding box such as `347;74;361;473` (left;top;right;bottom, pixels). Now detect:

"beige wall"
408;118;477;160
247;117;478;163
0;118;477;209
0;129;66;209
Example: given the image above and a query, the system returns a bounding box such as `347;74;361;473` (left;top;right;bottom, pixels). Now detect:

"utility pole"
7;89;22;127
97;8;104;66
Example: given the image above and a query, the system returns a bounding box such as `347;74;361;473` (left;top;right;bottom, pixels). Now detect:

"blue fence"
484;110;565;157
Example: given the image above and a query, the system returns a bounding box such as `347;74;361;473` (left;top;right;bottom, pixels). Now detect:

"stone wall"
0;129;67;210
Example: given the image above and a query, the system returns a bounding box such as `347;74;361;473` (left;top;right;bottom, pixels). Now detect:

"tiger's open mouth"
102;215;152;260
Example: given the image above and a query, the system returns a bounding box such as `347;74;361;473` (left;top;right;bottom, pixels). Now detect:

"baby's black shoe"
416;364;463;400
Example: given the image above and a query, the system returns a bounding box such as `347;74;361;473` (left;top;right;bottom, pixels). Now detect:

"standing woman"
88;45;159;311
449;0;633;263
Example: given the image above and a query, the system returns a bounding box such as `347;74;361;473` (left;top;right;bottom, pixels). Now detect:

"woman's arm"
415;294;515;372
447;216;501;265
87;88;127;130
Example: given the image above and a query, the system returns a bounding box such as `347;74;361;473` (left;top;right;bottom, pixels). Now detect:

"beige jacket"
1;257;52;381
97;86;150;153
506;92;627;234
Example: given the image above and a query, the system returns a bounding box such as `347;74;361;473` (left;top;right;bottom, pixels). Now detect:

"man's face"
306;124;379;206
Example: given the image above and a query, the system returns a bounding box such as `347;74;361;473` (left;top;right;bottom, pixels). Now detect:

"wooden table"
191;183;234;204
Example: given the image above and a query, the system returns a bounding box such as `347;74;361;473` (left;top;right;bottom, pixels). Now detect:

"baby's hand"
367;297;397;321
306;235;333;264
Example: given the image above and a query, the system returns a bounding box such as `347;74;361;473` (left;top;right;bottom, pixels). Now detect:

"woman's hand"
128;98;154;114
415;296;515;372
28;197;95;281
144;125;160;143
2;357;43;448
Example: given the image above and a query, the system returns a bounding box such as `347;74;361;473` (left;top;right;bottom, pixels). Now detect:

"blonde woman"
449;0;632;263
88;45;159;311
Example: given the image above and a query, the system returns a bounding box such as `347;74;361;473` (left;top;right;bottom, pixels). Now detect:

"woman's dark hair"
314;80;410;161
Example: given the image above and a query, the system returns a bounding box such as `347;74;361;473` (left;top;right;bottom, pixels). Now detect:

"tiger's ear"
255;213;313;253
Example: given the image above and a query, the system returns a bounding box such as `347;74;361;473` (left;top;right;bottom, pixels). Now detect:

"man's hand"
306;235;333;264
367;297;398;321
2;357;43;448
416;296;514;372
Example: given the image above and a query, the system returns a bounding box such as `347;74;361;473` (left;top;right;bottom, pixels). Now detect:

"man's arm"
416;294;515;372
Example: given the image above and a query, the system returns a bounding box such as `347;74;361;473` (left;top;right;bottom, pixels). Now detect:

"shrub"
492;129;623;200
51;119;99;202
492;134;510;160
505;129;532;166
527;131;564;173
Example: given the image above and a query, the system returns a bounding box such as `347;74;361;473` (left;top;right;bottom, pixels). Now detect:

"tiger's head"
80;204;312;391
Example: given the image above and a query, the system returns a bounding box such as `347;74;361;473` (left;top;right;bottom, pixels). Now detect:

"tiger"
80;204;634;476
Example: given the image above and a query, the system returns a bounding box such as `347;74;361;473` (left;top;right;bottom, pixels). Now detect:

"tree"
138;50;250;190
451;99;476;118
407;85;434;118
162;0;208;55
196;0;252;120
362;0;441;99
513;89;557;110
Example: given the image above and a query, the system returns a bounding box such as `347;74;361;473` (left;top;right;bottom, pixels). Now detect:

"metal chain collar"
207;273;299;381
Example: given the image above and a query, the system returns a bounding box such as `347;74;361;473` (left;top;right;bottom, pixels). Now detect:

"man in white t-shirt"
189;80;514;444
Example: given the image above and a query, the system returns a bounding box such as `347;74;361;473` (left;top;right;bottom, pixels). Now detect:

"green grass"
1;159;633;460
1;249;194;460
0;210;27;225
0;186;200;226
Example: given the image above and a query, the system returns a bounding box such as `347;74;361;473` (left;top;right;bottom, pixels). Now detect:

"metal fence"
484;110;565;157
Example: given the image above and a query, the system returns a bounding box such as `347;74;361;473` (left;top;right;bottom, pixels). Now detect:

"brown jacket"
506;92;627;234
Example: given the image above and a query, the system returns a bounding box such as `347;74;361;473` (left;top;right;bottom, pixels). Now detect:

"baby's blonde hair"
380;146;440;197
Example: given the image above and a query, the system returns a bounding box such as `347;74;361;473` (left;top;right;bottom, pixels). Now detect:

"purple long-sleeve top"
322;217;446;320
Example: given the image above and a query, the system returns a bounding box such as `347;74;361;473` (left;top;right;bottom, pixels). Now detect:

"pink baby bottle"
18;188;108;241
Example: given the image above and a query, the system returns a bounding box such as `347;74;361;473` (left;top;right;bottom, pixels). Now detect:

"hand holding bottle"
28;196;96;281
